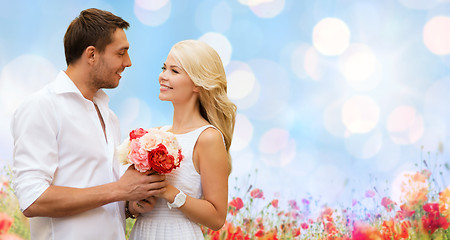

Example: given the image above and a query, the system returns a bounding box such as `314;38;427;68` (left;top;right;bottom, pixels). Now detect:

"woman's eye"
172;69;179;74
161;66;166;70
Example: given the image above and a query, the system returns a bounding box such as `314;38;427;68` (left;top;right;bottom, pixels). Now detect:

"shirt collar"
54;70;110;106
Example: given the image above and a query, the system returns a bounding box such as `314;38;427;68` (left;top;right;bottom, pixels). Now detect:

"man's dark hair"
63;8;130;65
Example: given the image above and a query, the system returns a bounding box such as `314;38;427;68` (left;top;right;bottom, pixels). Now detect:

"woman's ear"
193;86;201;93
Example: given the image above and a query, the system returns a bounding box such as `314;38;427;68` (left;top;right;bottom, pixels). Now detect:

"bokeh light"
241;0;285;18
230;113;254;152
116;97;152;136
227;65;256;100
304;46;327;81
338;43;378;91
0;55;57;114
323;99;348;138
387;106;424;145
134;0;171;26
344;130;383;159
423;16;450;55
290;43;310;80
398;0;439;10
135;0;169;10
198;32;232;67
342;95;380;134
313;18;351;56
225;61;260;110
259;128;296;167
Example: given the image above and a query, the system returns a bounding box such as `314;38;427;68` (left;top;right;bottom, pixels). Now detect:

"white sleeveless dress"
129;125;220;240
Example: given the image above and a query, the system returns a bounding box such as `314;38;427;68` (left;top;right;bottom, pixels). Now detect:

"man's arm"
23;166;166;217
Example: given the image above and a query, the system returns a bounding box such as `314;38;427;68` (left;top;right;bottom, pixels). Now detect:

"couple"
11;8;236;240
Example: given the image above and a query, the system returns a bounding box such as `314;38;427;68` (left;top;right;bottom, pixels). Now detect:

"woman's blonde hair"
170;40;237;168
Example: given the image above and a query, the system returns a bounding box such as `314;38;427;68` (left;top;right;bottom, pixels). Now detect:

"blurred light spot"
259;128;296;166
387;106;424;145
227;69;256;100
290;43;310;80
342;95;379;134
323;99;347;138
244;0;285;18
198;32;232;66
398;0;439;9
238;0;272;6
313;18;350;56
230;113;254;152
423;16;450;55
211;2;232;32
134;0;171;26
225;61;260;110
390;170;428;204
308;164;346;203
117;97;152;137
0;54;57;114
345;130;382;159
246;59;290;120
338;43;377;89
135;0;169;10
304;46;325;80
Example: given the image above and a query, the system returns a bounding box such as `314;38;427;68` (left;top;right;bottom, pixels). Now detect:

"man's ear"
84;46;96;64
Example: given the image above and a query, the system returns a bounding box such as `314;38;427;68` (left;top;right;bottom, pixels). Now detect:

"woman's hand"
129;197;157;216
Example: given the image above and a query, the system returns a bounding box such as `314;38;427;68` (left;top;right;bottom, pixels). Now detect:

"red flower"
250;188;264;199
421;202;450;234
129;128;148;140
255;229;265;237
0;212;13;235
352;221;382;240
229;197;244;215
271;199;279;208
293;228;301;237
147;144;178;174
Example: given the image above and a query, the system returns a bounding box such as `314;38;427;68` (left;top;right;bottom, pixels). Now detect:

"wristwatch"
167;190;187;209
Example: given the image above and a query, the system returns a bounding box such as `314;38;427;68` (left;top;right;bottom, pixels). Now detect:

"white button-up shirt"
11;71;126;240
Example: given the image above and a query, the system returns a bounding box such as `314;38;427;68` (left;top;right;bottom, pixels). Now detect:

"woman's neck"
171;101;208;134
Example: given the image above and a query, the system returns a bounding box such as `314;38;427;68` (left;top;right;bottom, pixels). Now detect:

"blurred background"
0;0;449;212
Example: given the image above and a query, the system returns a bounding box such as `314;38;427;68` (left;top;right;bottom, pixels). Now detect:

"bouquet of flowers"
117;128;184;174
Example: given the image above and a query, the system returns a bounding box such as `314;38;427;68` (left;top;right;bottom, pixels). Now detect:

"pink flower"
288;200;299;210
381;197;395;212
302;198;310;205
128;140;150;172
301;222;309;230
365;189;376;198
250;188;264;199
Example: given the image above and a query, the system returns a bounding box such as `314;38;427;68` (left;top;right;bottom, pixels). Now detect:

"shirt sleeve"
11;93;59;212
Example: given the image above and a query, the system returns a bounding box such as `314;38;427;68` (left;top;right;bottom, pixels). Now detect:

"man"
11;8;164;240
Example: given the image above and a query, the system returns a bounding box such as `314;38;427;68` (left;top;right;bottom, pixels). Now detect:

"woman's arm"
160;128;229;230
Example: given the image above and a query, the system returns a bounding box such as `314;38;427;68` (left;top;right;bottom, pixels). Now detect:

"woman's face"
158;52;197;103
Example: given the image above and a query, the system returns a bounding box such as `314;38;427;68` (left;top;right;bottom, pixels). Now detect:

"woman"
128;40;236;239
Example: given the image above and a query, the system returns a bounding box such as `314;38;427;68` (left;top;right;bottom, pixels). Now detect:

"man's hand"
117;165;167;201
